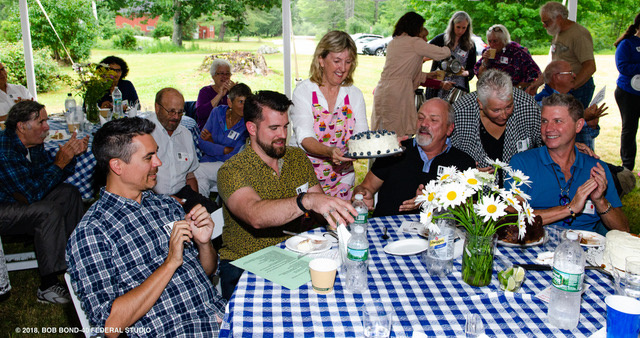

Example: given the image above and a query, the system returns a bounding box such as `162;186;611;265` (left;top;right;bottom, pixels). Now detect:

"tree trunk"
172;0;183;46
219;21;226;41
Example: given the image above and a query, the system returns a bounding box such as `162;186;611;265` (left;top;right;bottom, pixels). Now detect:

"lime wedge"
507;276;516;291
514;267;525;283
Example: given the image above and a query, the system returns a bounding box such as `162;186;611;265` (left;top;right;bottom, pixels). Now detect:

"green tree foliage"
113;27;138;50
153;19;174;39
244;6;282;38
0;41;67;93
6;0;98;63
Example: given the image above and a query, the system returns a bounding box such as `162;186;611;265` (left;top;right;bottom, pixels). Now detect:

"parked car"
471;34;487;56
355;36;383;54
362;37;392;56
351;33;383;42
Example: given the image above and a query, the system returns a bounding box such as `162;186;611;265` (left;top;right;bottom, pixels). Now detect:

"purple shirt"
195;85;228;130
474;42;541;85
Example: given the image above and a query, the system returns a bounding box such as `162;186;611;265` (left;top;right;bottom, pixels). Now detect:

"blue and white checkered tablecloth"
220;214;612;337
44;115;200;200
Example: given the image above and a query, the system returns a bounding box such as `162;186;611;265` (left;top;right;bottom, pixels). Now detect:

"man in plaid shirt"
0;100;87;304
66;117;225;337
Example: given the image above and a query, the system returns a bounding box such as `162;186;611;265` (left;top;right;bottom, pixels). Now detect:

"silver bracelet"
597;202;612;215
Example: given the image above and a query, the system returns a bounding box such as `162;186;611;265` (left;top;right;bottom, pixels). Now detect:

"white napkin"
337;224;351;265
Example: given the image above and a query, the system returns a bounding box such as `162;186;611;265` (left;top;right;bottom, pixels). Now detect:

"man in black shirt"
353;98;475;217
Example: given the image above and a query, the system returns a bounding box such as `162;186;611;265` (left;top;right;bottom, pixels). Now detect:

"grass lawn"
2;38;638;335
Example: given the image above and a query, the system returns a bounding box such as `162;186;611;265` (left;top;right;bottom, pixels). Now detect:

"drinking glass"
625;257;640;300
361;303;391;338
465;313;484;337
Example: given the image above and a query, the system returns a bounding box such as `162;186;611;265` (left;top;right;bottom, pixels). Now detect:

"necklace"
552;165;576;225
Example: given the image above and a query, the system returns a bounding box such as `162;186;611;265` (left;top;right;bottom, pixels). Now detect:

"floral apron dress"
309;91;356;200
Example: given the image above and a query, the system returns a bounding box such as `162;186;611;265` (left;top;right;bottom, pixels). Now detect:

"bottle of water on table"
548;231;585;329
112;86;123;119
423;214;455;277
346;225;368;292
352;194;369;232
64;93;76;113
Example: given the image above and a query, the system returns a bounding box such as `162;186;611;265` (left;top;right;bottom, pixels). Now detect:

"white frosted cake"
347;130;401;157
603;230;640;271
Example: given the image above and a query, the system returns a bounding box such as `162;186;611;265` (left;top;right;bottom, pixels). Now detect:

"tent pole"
282;0;292;99
19;0;37;100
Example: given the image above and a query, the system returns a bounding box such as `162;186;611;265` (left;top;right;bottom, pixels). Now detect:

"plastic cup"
362;303;391;338
309;258;337;294
488;49;497;59
624;257;640;300
605;295;640;337
435;70;445;81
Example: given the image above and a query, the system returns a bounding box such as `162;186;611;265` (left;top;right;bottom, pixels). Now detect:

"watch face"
631;74;640;91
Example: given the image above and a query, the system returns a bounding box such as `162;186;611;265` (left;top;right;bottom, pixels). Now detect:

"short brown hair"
541;93;583;121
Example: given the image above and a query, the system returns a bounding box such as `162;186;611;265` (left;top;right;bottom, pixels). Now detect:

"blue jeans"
571;77;595;110
219;259;244;301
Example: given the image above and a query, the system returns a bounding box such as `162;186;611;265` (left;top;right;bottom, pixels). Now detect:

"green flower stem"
462;234;496;287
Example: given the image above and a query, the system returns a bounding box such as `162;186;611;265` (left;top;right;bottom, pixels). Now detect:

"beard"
257;137;286;159
545;23;561;36
416;127;433;147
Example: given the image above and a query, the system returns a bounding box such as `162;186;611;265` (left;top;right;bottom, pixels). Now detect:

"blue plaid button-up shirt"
0;129;75;203
66;188;226;337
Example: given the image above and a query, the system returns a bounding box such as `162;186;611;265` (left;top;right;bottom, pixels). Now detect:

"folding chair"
0;236;38;271
64;273;93;338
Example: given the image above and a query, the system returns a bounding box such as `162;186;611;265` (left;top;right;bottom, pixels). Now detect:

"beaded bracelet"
566;204;576;219
597;202;612;216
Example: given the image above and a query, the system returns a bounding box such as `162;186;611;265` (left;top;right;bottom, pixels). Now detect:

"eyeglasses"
109;68;123;73
215;72;232;76
558;194;574;226
491;26;503;33
556;71;574;76
158;103;184;117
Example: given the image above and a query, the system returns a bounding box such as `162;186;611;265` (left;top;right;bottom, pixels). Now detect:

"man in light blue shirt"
508;94;628;235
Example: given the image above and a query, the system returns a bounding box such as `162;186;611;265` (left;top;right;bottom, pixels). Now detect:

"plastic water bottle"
64;93;76;113
345;225;368;293
423;214;455;277
352;194;369;232
112;86;123;119
548;231;585;329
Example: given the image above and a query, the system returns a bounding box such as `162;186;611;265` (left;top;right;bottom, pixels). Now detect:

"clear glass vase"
462;233;497;287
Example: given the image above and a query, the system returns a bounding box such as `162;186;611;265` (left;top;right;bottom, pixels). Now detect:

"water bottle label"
429;234;452;259
551;267;583;292
114;98;122;106
356;213;368;224
347;247;368;261
429;237;445;248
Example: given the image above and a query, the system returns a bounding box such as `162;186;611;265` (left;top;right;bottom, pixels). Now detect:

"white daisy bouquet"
416;159;535;239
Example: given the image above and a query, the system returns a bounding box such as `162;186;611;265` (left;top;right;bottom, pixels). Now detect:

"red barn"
115;15;160;34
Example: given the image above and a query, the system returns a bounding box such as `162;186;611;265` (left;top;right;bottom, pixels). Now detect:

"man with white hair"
528;1;596;109
452;69;542;175
353;98;475;217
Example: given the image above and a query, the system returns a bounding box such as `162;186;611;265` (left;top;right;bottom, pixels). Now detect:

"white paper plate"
285;236;331;254
569;230;605;247
45;129;70;142
383;238;429;256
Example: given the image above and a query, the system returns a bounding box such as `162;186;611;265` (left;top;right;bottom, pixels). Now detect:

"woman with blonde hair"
289;30;368;200
372;11;451;137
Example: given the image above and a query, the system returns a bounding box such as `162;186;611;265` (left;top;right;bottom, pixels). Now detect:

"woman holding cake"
290;31;369;200
371;11;451;137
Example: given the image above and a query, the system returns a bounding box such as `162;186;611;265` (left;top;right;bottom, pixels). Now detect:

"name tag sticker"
177;152;190;162
163;221;192;247
550;44;556;53
437;165;446;176
227;130;240;140
499;56;509;64
516;138;530;152
457;50;468;58
636;46;640;52
295;182;309;195
583;200;595;215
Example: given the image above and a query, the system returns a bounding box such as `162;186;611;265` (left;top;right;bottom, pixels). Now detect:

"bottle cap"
355;194;363;200
566;231;578;241
354;225;364;234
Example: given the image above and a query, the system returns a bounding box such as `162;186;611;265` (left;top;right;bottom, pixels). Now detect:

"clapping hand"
185;204;214;245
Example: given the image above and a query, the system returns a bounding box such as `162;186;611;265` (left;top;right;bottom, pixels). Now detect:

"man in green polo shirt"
217;90;356;300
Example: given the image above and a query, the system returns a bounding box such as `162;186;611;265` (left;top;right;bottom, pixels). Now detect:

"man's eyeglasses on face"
109;68;123;73
556;71;574;76
158;103;184;117
216;72;231;76
491;26;502;33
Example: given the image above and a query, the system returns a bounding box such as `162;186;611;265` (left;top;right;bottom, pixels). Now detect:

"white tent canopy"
19;0;579;100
